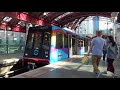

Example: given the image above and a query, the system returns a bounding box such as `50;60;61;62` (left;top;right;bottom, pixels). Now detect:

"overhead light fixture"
43;12;50;16
7;27;11;30
35;25;39;26
43;12;47;16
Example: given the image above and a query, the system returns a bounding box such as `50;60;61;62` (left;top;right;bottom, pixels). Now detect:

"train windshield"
26;31;51;50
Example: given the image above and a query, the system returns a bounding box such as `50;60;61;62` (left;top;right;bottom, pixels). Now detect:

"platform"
11;55;120;78
0;53;23;76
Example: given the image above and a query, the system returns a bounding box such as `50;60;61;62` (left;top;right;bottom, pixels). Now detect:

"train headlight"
25;53;28;56
45;55;48;57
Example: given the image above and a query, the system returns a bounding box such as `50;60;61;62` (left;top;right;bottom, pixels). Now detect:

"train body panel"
50;26;68;64
50;48;68;64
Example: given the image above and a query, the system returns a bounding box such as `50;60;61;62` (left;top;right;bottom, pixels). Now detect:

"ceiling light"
43;12;50;16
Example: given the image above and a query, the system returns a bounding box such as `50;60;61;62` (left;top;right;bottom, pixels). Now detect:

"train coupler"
27;62;36;70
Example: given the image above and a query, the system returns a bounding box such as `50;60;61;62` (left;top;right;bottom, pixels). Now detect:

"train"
22;25;87;67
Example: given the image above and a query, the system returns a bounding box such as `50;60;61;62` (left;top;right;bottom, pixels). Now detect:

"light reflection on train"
22;25;88;67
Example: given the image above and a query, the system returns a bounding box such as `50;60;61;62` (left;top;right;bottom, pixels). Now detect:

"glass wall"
0;30;26;54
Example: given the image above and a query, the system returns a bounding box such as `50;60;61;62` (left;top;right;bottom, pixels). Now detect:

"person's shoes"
96;71;102;78
102;71;107;74
112;74;117;78
94;71;98;74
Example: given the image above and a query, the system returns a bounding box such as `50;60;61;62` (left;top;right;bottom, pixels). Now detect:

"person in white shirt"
105;36;118;78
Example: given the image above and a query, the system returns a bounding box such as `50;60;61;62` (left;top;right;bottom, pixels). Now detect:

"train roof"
52;25;85;38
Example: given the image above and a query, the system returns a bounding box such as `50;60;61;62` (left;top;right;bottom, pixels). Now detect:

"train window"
68;35;71;48
72;36;75;47
77;38;80;47
33;32;42;49
26;33;34;49
64;34;68;48
80;39;83;47
84;38;88;47
56;32;63;49
78;39;81;47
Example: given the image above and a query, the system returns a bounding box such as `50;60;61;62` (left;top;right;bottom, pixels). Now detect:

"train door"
75;37;78;55
84;38;89;52
80;38;85;55
68;34;72;58
56;32;64;61
72;36;78;55
64;34;69;59
77;38;81;55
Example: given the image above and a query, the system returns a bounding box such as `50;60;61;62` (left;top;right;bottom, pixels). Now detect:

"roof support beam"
0;12;49;25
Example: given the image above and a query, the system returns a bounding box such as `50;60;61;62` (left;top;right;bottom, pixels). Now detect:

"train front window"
33;32;42;49
26;30;51;50
26;33;34;49
26;32;42;50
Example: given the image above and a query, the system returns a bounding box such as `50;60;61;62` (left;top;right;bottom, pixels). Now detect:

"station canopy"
0;12;119;32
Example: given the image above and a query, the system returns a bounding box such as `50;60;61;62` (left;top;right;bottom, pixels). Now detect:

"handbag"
81;55;89;64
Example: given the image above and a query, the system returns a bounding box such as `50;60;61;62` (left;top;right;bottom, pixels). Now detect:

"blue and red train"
22;25;86;67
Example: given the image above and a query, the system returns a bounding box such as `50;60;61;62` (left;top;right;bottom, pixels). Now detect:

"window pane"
64;34;68;48
13;32;20;45
19;33;26;51
33;32;42;49
7;31;14;45
8;31;25;53
0;45;6;54
80;39;83;47
78;39;81;47
56;32;63;49
0;30;6;44
72;36;75;47
8;45;19;53
26;32;34;49
0;30;26;54
0;30;6;54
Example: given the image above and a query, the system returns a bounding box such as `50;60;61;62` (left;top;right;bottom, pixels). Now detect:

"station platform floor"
12;55;120;78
